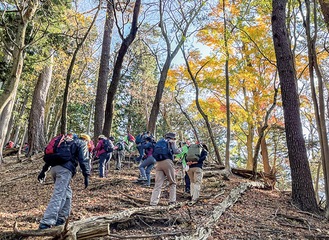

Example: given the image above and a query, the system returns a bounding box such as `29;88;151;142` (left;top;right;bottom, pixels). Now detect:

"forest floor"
1;154;329;240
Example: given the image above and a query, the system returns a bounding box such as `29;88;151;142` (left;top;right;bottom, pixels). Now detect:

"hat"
165;132;176;140
98;135;106;139
80;133;91;141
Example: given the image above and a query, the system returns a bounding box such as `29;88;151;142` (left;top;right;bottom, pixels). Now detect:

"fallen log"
13;204;183;240
177;182;257;240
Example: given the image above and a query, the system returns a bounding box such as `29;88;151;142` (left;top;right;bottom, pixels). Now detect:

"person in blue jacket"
37;134;90;230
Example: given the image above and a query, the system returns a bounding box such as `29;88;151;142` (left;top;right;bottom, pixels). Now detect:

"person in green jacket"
176;141;190;193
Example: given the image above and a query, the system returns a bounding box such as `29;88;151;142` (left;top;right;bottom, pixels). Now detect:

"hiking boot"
137;177;147;181
55;218;65;226
38;223;51;230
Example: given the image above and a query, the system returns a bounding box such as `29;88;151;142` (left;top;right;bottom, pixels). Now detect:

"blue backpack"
135;134;143;144
152;138;172;161
103;139;113;153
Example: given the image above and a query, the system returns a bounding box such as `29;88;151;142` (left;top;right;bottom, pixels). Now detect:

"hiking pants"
116;150;124;170
136;144;144;162
99;152;108;177
104;152;112;177
187;167;203;201
150;159;176;205
139;156;156;186
40;165;72;226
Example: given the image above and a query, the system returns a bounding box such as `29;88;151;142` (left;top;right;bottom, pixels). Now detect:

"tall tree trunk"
61;5;100;134
0;1;39;161
103;0;141;136
223;0;231;170
27;54;53;156
271;0;319;213
147;0;204;134
303;0;329;217
94;0;114;140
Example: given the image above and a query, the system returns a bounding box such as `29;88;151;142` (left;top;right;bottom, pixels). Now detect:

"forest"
1;0;329;238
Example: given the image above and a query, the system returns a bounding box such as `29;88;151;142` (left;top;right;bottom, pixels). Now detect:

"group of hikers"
36;131;208;230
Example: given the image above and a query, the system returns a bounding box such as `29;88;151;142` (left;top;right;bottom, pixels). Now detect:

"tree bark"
303;0;329;217
103;0;141;136
94;0;114;140
27;54;53;156
271;0;319;213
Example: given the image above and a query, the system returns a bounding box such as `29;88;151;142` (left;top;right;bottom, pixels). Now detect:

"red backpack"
45;135;63;154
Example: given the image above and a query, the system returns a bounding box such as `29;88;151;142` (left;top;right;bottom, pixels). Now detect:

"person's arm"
77;141;90;176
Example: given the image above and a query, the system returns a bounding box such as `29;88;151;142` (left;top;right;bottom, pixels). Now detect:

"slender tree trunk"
103;0;141;136
27;54;53;156
147;0;204;134
61;5;100;134
303;0;329;216
94;0;114;140
223;0;231;170
0;2;39;161
272;0;319;213
181;50;223;165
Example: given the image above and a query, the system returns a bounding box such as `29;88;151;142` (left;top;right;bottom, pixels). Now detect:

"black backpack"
43;135;75;166
103;139;113;153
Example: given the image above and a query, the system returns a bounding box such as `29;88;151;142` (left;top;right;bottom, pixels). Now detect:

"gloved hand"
84;175;89;189
38;171;46;183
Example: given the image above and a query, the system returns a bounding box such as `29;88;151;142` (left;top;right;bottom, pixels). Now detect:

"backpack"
103;139;113;153
186;144;202;162
44;135;75;166
135;134;142;144
116;142;124;151
152;138;172;161
128;133;135;142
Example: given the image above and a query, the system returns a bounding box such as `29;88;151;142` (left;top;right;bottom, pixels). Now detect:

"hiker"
113;139;130;170
135;132;145;162
95;135;113;178
79;134;94;172
138;137;156;187
186;143;208;203
5;141;14;149
37;134;90;229
150;132;181;206
104;136;115;175
176;141;190;193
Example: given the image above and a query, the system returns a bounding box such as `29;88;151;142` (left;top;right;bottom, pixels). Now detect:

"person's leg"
145;157;156;186
139;159;147;179
192;168;203;201
136;145;144;162
116;151;123;170
150;161;166;206
39;166;72;228
98;154;106;177
187;169;195;199
184;172;191;193
162;160;176;204
56;183;72;225
105;153;112;177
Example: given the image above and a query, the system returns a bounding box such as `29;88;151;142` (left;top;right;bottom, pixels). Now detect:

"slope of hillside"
1;155;329;240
